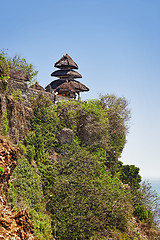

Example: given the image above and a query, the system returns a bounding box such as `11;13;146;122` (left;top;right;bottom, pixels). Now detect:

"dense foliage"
9;93;160;239
0;50;38;83
119;164;142;191
9;157;52;240
49;144;132;239
0;50;10;81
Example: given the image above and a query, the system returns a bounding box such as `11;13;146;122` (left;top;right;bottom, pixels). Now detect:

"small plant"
0;167;4;176
9;54;38;85
9;157;52;239
9;90;23;102
0;50;10;81
0;49;38;85
134;204;154;226
119;164;141;191
138;180;160;225
16;141;27;155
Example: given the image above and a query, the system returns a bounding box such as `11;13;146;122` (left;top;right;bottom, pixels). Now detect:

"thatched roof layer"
55;54;78;69
55;82;76;93
45;79;89;93
46;54;90;96
51;69;82;78
70;80;89;92
45;79;66;91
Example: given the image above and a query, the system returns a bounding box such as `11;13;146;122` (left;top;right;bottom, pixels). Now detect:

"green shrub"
9;54;38;84
0;50;10;81
48;144;132;239
119;164;141;191
9;157;52;239
137;181;160;225
29;209;52;240
16;140;27;155
25;94;59;160
0;49;38;84
23;95;133;239
9;90;23;102
134;204;153;225
0;167;4;176
26;145;36;162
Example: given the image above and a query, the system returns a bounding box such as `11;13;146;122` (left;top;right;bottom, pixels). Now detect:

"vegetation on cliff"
0;50;38;83
6;93;160;240
0;52;160;239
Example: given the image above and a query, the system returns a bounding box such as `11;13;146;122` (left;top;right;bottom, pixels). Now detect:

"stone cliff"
0;78;69;239
0;136;35;240
0;79;41;239
0;79;70;144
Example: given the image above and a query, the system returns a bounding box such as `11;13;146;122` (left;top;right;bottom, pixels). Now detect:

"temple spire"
45;54;89;99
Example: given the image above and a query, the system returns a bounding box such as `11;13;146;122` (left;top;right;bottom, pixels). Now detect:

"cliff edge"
0;136;35;240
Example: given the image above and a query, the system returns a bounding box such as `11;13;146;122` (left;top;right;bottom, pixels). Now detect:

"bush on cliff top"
0;49;38;84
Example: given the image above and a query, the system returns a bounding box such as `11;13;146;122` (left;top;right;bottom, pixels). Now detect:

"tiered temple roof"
54;54;78;69
45;54;89;99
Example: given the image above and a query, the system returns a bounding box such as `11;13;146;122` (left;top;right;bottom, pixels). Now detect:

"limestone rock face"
57;127;74;145
0;136;35;239
6;96;32;144
0;206;35;240
0;136;18;204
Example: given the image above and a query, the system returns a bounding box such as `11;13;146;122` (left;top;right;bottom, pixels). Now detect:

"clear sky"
1;0;160;179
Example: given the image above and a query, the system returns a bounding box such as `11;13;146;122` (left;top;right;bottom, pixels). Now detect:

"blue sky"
1;0;160;179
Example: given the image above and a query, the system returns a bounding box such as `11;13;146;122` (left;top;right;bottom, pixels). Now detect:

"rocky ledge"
0;136;35;239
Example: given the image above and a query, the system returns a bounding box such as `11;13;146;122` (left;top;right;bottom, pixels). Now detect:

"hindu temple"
45;54;89;99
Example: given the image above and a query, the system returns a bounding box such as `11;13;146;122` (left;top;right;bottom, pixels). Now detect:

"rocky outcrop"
0;79;33;144
0;79;72;144
0;136;17;204
6;96;32;144
0;136;35;239
6;79;55;108
0;95;32;144
57;127;74;145
0;207;34;240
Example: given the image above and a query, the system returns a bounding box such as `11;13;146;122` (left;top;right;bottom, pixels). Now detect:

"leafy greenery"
9;54;38;83
119;164;142;191
56;100;109;150
25;94;59;162
99;94;131;175
0;50;10;81
8;92;160;239
49;144;132;239
21;95;133;239
0;49;38;84
9;90;23;102
0;167;4;176
137;181;160;225
9;157;53;240
134;204;153;224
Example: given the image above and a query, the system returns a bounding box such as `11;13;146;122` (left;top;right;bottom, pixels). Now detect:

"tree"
48;144;132;239
25;94;59;161
0;50;10;81
0;50;38;84
99;94;131;174
138;181;160;225
119;164;142;191
9;55;38;84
